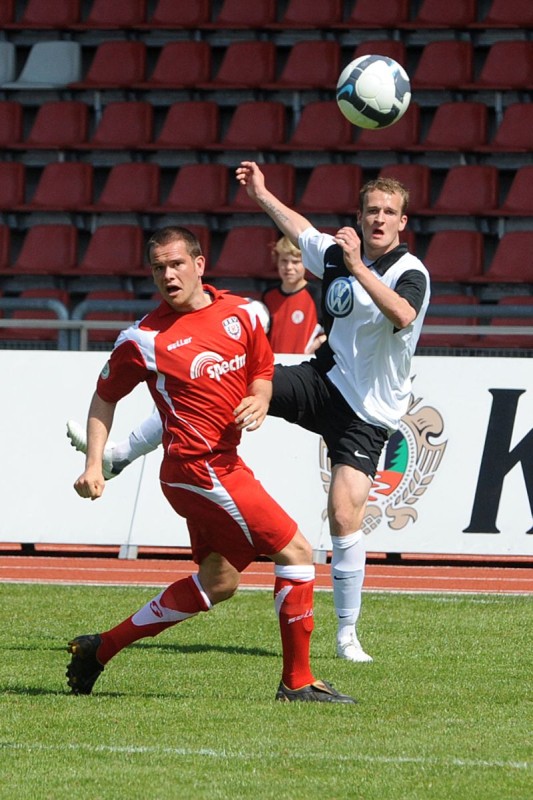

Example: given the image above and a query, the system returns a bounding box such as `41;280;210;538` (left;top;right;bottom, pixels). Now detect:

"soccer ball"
336;55;411;130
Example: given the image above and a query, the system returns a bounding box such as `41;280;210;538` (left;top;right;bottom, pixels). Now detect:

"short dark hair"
359;177;409;215
145;226;203;263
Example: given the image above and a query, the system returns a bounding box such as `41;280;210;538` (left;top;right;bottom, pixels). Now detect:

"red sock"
97;575;210;664
275;575;315;689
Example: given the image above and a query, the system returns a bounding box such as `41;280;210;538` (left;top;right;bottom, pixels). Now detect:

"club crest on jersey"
325;277;353;318
100;361;110;380
223;315;242;340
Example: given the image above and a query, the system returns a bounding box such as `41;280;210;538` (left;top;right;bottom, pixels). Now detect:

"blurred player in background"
66;225;354;704
263;235;325;355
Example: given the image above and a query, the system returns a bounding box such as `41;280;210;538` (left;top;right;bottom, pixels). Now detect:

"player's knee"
207;575;240;604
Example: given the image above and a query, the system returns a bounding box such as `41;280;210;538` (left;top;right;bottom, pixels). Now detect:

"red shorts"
159;451;298;572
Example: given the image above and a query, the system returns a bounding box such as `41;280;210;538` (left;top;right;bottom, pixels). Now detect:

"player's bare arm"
233;378;272;432
335;227;417;329
236;161;311;247
74;392;116;501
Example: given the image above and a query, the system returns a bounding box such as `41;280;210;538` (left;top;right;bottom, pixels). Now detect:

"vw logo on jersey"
325;277;354;318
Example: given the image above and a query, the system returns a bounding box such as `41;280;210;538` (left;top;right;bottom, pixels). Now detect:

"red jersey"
263;283;323;354
96;286;274;460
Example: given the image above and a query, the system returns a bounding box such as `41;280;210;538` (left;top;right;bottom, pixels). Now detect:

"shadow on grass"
9;642;278;658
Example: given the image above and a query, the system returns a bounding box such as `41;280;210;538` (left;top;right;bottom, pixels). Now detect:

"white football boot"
336;635;373;663
66;420;123;481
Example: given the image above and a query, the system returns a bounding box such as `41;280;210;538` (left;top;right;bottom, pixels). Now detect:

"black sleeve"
394;269;428;315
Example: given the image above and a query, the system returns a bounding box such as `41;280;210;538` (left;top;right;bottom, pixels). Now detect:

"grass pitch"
0;583;531;799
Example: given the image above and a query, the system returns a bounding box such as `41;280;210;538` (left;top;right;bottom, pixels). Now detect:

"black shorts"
270;361;388;479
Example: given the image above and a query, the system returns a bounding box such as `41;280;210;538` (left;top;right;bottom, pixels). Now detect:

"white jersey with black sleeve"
298;226;430;433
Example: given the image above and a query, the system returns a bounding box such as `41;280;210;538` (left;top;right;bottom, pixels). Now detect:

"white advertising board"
1;351;532;556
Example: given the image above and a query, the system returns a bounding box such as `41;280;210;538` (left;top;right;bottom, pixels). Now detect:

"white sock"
331;531;366;644
112;411;163;463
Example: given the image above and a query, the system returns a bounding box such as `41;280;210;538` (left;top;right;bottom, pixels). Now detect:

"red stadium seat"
420;165;499;217
78;102;153;150
0;288;71;343
480;233;533;283
79;225;145;275
0;162;25;209
399;0;477;28
475;104;533;153
3;0;80;28
297;165;363;215
267;0;343;28
144;101;219;150
409;102;488;152
206;101;286;151
198;41;276;90
424;231;485;283
377;164;431;215
411;41;473;90
16;162;93;211
153;164;229;213
205;0;276;27
334;0;410;27
480;296;533;350
0;101;23;147
11;225;78;274
133;42;211;90
0;225;10;271
346;103;420;152
72;0;146;28
265;41;341;90
214;227;279;279
10;101;88;150
135;0;211;29
418;294;480;348
274;101;353;152
80;289;137;344
485;167;533;219
69;41;146;89
352;40;407;65
220;164;295;213
88;163;160;212
469;0;533;29
463;42;533;90
0;0;14;26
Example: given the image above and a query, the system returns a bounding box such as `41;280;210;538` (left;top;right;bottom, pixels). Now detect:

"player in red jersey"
66;226;354;704
263;235;325;354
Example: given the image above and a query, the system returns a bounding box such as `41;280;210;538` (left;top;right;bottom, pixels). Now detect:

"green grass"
0;583;531;800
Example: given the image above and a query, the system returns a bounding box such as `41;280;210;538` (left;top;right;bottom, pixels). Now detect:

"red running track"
0;555;532;594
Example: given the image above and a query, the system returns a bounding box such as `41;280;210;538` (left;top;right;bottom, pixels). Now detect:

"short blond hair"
360;177;410;215
272;235;301;259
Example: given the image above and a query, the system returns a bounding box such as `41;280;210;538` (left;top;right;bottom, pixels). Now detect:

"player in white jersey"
66;225;354;704
67;168;430;665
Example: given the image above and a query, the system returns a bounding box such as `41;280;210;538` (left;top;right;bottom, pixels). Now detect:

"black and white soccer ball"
336;55;411;130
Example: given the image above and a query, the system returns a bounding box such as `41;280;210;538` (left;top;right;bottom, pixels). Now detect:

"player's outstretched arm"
73;392;116;501
236;161;312;247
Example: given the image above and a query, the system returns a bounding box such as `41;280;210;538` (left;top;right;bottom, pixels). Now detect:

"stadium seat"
197;41;276;89
0;225;10;271
480;233;533;283
0;42;16;84
346;102;420;152
297;165;363;215
418;294;480;348
463;42;533;91
479;296;533;350
0;0;14;26
333;0;410;27
411;41;473;90
485;167;533;219
78;289;137;344
399;0;477;28
423;231;485;283
72;0;146;28
153;164;229;213
11;225;78;274
274;101;352;152
377;164;432;215
206;101;286;151
3;0;80;28
475;104;533;153
469;0;533;28
0;101;23;147
134;0;211;29
16;162;93;212
409;102;488;152
204;0;276;27
267;0;343;28
0;162;25;209
265;41;341;90
9;101;89;150
88;163;160;212
133;42;211;90
214;227;280;279
79;225;145;275
68;41;146;90
419;165;499;217
77;101;153;150
1;41;81;89
144;101;219;151
352;40;407;65
220;164;295;213
0;288;71;343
